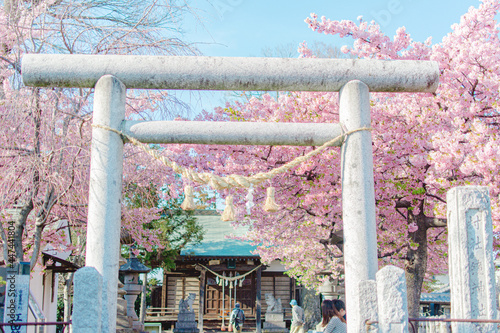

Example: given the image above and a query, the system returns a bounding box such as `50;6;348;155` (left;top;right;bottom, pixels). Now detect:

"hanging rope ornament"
221;195;236;222
245;185;255;215
180;185;196;210
263;186;280;212
239;276;245;287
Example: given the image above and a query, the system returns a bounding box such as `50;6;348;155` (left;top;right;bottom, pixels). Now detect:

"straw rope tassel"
221;196;236;222
180;185;196;210
263;187;280;212
245;185;255;215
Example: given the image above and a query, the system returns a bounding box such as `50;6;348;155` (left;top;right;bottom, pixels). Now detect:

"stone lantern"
318;276;345;300
120;251;151;331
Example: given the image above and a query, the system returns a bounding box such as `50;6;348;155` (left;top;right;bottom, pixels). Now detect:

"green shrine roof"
420;292;450;304
180;211;258;258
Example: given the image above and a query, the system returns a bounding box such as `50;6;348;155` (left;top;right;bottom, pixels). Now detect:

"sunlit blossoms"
164;0;500;315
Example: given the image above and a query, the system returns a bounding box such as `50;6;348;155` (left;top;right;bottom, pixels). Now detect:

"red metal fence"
365;318;500;332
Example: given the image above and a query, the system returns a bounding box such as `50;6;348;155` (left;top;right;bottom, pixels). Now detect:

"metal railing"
409;317;500;332
145;307;178;320
28;291;46;333
365;317;500;332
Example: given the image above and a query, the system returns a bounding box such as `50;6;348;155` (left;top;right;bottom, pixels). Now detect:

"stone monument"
72;267;103;333
262;293;287;333
358;280;378;332
447;186;498;332
376;266;409;333
174;293;199;333
356;266;408;332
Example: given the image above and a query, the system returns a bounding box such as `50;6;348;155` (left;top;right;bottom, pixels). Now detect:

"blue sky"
184;0;480;57
177;0;481;115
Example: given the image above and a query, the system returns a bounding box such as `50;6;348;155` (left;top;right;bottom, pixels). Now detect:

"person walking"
317;300;346;333
290;299;305;333
229;302;245;333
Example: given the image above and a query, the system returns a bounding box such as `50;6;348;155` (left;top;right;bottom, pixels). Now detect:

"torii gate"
22;54;439;332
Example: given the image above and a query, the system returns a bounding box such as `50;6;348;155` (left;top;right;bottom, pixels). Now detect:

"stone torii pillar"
22;54;439;332
339;80;378;331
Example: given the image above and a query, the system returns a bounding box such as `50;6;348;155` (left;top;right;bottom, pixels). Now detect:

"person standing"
230;302;245;333
320;300;346;333
290;299;305;333
332;300;346;321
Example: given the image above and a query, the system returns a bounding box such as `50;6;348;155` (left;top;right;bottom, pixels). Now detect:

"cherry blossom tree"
0;0;201;269
164;0;500;317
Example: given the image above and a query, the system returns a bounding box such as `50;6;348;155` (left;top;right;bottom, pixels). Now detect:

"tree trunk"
30;186;57;268
14;201;33;262
301;287;321;331
404;213;428;318
4;0;19;23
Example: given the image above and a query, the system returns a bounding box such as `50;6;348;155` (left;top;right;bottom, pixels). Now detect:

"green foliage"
411;187;426;195
140;206;204;271
123;182;204;271
56;295;65;333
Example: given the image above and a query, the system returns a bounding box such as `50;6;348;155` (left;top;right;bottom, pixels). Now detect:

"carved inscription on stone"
466;209;487;318
447;187;498;333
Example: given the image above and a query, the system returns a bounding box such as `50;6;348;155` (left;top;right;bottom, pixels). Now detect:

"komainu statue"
265;293;283;313
179;293;196;313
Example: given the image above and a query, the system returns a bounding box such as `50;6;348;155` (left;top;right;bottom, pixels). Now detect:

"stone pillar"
339;80;378;332
447;186;498;332
358;280;378;332
73;267;103;333
86;75;126;332
376;266;409;333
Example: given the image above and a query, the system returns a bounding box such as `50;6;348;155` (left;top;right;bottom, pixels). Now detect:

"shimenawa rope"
92;123;372;191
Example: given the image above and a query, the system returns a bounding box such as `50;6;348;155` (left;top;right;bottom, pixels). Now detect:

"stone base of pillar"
174;312;199;333
132;322;145;332
262;312;288;333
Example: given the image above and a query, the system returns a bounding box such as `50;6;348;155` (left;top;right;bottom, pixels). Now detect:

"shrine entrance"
205;271;255;317
22;53;439;332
